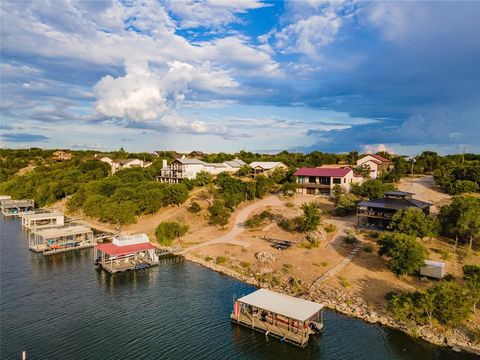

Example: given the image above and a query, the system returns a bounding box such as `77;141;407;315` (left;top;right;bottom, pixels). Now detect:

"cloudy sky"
1;0;479;154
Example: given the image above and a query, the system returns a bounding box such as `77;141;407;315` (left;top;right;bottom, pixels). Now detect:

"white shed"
420;260;445;279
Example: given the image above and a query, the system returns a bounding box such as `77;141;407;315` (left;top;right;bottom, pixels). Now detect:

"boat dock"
94;234;159;274
21;211;65;229
1;199;35;217
29;225;95;254
231;289;324;347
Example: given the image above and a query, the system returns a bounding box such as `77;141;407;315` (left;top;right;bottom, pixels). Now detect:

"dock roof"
35;225;92;238
96;242;155;256
237;289;323;322
22;212;63;220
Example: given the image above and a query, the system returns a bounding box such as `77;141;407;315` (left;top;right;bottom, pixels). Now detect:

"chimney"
162;159;167;168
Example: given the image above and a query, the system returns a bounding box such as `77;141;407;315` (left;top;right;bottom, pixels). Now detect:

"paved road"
182;195;283;254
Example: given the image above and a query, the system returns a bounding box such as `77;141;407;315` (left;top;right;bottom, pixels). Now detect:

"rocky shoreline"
184;253;480;355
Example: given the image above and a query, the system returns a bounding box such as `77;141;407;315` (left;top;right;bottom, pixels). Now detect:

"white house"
100;157;150;174
157;158;245;183
249;162;287;176
356;154;391;179
293;167;362;196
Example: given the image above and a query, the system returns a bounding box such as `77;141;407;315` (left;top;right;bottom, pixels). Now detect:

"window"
309;176;316;183
307;188;316;195
333;178;341;184
343;178;346;183
319;176;330;185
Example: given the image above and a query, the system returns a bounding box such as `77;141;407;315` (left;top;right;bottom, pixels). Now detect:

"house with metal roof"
357;154;392;179
357;191;431;229
231;288;324;347
293;167;362;196
249;161;287;176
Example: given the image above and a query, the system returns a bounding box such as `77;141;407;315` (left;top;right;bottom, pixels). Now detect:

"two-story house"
356;154;391;179
293;167;360;196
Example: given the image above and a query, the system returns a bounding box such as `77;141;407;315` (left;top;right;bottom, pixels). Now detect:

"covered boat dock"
29;225;95;254
1;199;35;217
21;211;64;229
94;234;159;274
231;289;324;347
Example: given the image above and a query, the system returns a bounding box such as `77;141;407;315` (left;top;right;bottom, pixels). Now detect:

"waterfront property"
94;234;159;273
356;154;391;179
231;289;324;347
21;211;64;229
157;157;245;183
1;199;35;217
357;191;431;229
29;225;95;254
294;167;361;196
249;162;287;176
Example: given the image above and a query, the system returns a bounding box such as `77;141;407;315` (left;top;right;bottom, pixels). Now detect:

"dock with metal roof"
231;289;324;347
21;211;65;229
1;199;35;217
29;225;95;254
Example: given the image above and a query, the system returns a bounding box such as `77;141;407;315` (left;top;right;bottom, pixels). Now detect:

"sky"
0;0;479;155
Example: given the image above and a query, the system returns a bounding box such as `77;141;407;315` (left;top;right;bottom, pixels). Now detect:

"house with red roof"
293;167;362;196
356;154;391;179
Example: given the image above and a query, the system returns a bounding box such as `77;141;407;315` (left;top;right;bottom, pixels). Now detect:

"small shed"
420;260;445;279
231;289;324;347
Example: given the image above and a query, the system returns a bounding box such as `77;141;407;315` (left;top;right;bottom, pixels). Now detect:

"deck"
231;312;321;347
29;243;95;254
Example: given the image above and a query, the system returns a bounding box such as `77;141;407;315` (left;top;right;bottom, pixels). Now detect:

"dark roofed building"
357;191;431;229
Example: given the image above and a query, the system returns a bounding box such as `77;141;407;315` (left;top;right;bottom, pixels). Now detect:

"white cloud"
166;0;266;29
362;144;396;155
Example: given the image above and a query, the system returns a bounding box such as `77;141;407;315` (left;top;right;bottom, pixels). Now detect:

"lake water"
0;217;475;360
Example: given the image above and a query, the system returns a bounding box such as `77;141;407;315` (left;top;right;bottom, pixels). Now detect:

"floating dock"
94;234;159;274
231;289;324;347
1;199;35;217
21;211;64;229
29;225;95;255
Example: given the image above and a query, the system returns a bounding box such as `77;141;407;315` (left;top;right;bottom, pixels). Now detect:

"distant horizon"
1;1;479;155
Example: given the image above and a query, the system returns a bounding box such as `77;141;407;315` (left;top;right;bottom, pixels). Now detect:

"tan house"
356;154;391;179
249;162;287;176
53;150;72;161
294;167;362;196
100;157;149;174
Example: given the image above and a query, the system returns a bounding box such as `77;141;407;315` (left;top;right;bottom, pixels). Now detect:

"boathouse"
29;225;95;254
21;211;64;229
231;289;324;347
94;234;159;273
1;199;35;217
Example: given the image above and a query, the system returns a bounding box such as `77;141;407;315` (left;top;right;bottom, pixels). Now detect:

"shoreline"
183;252;480;355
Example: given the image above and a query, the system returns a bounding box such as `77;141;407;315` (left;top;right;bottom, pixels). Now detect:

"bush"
389;208;438;238
188;202;201;214
324;224;337;233
208;199;231;226
194;171;213;186
216;256;227;265
244;210;275;229
282;263;293;273
344;231;358;245
450;180;479;194
363;244;374;253
155;221;189;246
377;232;427;275
299;202;321;233
351;179;396;200
239;261;250;268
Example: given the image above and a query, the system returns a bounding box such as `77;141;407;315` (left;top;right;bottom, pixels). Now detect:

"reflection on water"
1;217;477;360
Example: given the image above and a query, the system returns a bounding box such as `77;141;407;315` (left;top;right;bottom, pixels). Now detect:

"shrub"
339;276;351;288
208;199;231;226
155;221;189;246
216;256;227;265
449;180;479;195
239;261;250;268
282;263;293;273
188;201;201;214
244;210;275;229
299;202;321;233
389;208;438;238
344;231;358;245
363;244;374;253
324;224;337;233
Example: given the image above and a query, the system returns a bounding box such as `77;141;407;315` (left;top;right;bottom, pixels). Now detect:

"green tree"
377;232;427;275
155;221;189;245
165;184;189;206
430;281;472;325
450;180;479;194
389;208;438;238
270;167;287;183
299;202;321;233
282;181;297;197
208;199;231;226
236;165;251;177
439;196;480;251
195;171;213;186
255;176;273;198
463;265;480;313
350;179;396;200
